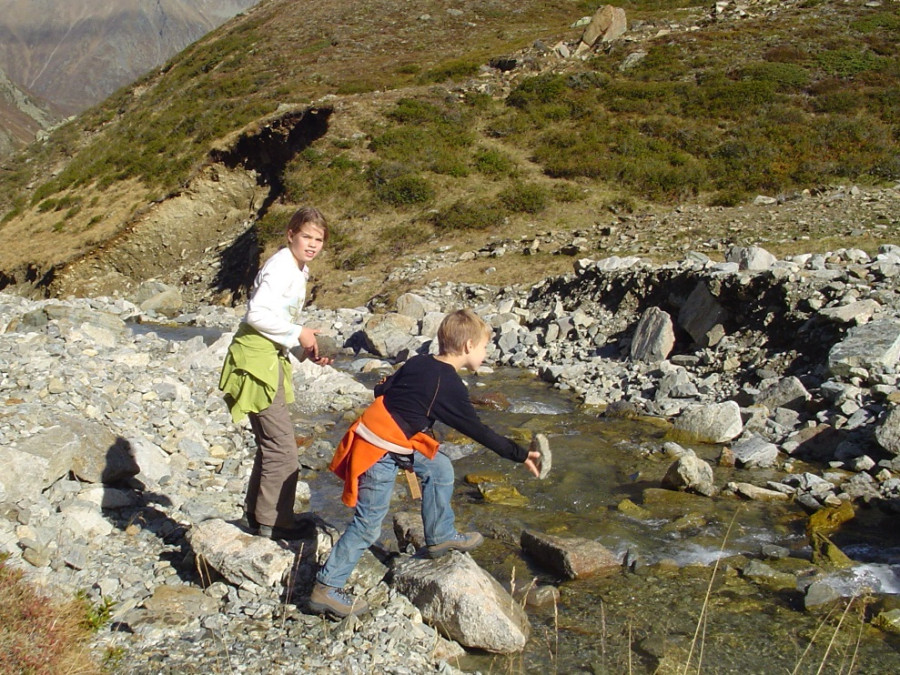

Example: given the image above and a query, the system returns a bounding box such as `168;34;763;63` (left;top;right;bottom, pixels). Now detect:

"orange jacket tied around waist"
329;396;439;507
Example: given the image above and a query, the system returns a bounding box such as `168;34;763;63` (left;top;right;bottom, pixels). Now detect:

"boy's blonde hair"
438;309;491;355
287;206;329;242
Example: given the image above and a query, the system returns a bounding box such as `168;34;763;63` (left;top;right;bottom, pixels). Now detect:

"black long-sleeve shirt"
375;354;528;463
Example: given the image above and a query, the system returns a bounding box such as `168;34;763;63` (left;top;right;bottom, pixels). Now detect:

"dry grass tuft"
0;554;102;674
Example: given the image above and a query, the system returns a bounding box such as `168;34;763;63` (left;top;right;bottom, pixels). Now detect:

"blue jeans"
317;451;457;588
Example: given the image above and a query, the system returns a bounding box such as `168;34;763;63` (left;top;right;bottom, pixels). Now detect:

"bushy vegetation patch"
499;181;550;214
432;198;508;232
0;555;104;673
497;6;900;202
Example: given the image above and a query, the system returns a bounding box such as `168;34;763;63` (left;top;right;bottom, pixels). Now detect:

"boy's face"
288;222;325;266
463;334;489;372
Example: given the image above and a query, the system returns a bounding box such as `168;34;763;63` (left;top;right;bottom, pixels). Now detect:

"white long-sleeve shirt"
243;247;308;349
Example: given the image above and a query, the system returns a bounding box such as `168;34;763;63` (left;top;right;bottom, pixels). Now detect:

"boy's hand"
523;451;541;478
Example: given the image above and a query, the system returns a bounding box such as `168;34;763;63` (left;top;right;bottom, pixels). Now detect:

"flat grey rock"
531;433;551;480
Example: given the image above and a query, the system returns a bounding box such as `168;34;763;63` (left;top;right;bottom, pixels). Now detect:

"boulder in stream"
673;401;743;443
661;449;716;497
731;435;779;469
520;529;620;579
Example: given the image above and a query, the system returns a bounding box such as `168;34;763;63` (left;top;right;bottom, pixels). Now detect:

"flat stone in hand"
531;433;551;480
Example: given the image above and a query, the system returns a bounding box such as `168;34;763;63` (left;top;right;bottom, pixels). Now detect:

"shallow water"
306;365;900;674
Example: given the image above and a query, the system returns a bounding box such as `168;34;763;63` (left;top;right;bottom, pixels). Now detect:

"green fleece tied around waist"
219;323;294;423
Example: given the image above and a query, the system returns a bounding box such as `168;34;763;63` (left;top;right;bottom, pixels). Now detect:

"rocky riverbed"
2;237;900;672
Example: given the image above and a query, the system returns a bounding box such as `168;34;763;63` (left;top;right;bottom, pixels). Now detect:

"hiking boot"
256;519;317;541
308;582;369;619
426;531;484;558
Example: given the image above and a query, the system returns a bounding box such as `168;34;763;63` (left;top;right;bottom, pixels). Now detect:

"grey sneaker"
308;582;369;619
426;531;484;558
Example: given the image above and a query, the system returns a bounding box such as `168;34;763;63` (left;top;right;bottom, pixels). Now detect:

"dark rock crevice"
209;105;333;300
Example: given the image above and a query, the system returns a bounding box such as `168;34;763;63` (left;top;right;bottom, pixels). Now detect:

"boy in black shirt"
309;309;541;619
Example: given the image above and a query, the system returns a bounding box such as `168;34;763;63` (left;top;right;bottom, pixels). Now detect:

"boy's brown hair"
437;309;491;355
287;206;329;242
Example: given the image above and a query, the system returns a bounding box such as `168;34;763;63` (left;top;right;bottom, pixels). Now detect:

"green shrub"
738;62;810;92
688;75;779;118
552;183;585;203
617;152;707;202
499;182;549;213
850;10;900;33
507;74;568;109
533;128;613;179
474;148;517;178
1;206;22;225
432;199;507;232
763;45;809;64
421;58;480;83
283;152;367;204
255;210;290;247
600;80;681;115
387;98;445;125
809;90;862;114
708;189;747;207
373;174;435;206
370;98;474;175
628;44;690;81
816;48;884;77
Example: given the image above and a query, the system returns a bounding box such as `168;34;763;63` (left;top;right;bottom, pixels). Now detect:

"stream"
135;321;900;672
307;364;900;674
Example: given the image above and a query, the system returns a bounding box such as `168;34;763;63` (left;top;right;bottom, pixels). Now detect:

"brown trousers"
245;367;298;528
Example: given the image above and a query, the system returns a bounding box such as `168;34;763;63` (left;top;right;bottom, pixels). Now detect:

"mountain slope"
0;0;896;307
0;66;57;154
0;0;258;147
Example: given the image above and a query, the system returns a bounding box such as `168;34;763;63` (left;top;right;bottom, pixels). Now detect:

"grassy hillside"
0;0;897;305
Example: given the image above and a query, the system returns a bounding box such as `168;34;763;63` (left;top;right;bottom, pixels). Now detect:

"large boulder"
189;519;296;590
362;313;421;360
661;449;716;497
0;410;139;502
391;552;530;653
575;5;627;55
828;319;900;377
731;435;779;469
395;292;440;321
726;245;777;271
754;376;810;412
875;405;900;457
520;530;619;579
630;306;675;363
673;401;743;443
677;283;728;348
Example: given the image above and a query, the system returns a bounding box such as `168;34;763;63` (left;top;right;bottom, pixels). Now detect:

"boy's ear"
463;339;474;353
